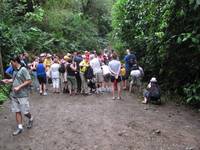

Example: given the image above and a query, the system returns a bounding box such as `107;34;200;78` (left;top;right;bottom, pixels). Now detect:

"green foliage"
184;81;200;106
0;75;9;104
0;92;7;105
112;0;200;105
62;14;99;50
25;6;44;22
0;0;113;68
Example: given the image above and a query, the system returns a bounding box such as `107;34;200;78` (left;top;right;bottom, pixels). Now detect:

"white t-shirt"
130;66;144;78
50;63;60;79
90;58;102;74
108;60;121;76
102;65;110;75
130;70;141;78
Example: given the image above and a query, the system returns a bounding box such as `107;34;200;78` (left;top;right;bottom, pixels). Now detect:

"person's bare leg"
16;112;22;125
13;112;23;135
43;84;46;92
69;83;72;95
112;83;115;99
117;82;121;99
123;80;127;89
142;97;148;104
39;84;43;94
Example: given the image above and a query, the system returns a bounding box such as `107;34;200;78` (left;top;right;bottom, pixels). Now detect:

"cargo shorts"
11;97;30;114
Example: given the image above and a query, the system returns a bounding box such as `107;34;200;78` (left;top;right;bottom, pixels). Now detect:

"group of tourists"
1;49;161;136
30;50;130;99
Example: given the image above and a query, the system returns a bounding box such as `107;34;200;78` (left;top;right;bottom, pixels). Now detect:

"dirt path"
0;91;200;150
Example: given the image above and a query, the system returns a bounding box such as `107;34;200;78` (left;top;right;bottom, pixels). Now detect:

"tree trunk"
0;48;4;78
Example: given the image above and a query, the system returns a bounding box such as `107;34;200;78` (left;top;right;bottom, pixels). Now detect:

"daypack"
59;63;65;73
84;66;94;79
128;54;136;66
131;64;139;70
149;86;161;99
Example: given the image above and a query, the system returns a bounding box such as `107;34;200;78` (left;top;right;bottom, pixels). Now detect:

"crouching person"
1;55;33;136
142;77;161;104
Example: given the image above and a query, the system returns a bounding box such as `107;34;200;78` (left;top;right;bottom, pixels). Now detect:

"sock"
18;124;23;129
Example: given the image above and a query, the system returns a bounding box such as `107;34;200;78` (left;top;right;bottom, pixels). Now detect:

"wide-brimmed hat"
66;53;71;57
150;77;157;82
40;53;46;57
47;54;52;57
64;55;70;60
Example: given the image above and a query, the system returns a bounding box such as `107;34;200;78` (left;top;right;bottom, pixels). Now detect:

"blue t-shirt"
5;66;14;76
36;63;46;77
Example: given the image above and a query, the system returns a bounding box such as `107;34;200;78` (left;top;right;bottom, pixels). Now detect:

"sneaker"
142;101;147;104
27;118;33;129
117;97;121;100
43;92;47;96
112;97;116;100
13;128;23;136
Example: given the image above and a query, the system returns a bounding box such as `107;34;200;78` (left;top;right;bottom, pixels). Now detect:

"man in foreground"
2;55;33;136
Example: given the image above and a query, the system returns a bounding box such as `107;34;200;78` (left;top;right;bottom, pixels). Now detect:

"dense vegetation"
111;0;200;105
0;0;113;102
0;0;113;64
0;0;200;106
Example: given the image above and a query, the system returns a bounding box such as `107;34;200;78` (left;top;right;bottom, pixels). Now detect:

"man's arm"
116;63;121;76
1;79;13;84
108;64;117;76
13;80;32;92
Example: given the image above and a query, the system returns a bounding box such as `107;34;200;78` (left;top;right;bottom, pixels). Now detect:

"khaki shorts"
11;97;30;114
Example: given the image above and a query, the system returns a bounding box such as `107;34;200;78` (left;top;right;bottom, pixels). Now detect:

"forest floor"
0;88;200;150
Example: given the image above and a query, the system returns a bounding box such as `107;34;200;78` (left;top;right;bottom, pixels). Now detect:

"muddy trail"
0;90;200;150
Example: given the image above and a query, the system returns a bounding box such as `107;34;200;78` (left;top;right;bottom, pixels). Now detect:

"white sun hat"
47;53;52;57
150;77;157;82
40;53;46;57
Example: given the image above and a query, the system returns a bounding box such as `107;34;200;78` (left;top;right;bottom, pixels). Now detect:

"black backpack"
131;64;139;70
84;66;94;79
59;63;65;73
128;54;136;66
149;86;161;99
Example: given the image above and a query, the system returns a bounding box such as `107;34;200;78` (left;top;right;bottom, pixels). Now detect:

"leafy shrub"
184;81;200;106
0;75;10;105
111;0;200;105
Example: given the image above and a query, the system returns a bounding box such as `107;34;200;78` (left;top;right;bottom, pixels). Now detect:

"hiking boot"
27;118;33;129
13;128;23;136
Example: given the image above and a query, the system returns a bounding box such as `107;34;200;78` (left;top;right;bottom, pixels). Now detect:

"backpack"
149;86;161;99
128;54;136;66
59;63;65;73
84;66;94;79
131;64;139;70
